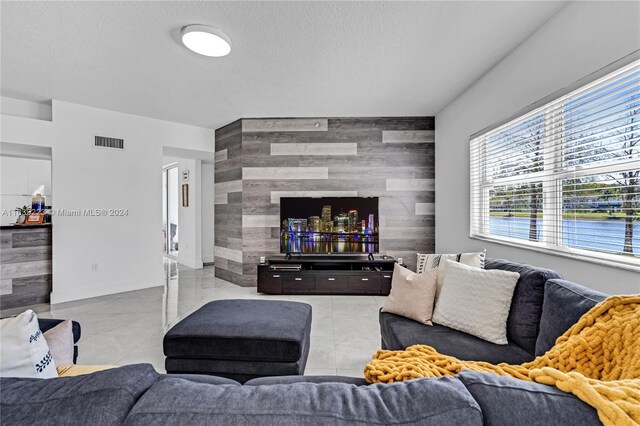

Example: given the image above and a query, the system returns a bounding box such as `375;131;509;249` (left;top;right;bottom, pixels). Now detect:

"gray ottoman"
163;299;312;383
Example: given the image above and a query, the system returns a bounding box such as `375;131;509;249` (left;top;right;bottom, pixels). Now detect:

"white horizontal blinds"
563;66;640;168
470;59;640;263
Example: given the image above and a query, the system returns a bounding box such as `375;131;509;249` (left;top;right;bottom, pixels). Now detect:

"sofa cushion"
163;299;312;363
244;375;368;386
457;371;600;426
0;364;158;426
164;373;241;386
124;375;483;426
535;279;607;356
485;258;562;354
380;310;533;364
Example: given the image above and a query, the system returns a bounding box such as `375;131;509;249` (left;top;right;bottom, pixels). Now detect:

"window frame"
469;51;640;272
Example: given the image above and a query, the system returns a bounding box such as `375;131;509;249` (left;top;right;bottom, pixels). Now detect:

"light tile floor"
2;260;387;377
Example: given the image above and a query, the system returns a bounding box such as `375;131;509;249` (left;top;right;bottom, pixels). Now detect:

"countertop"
0;224;52;230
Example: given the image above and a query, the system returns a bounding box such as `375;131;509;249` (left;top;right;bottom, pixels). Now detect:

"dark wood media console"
257;256;397;295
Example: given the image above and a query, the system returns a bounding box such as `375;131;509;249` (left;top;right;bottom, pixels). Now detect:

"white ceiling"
1;1;567;130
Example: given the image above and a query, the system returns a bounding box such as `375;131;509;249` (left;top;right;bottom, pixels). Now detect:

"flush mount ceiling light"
181;25;231;57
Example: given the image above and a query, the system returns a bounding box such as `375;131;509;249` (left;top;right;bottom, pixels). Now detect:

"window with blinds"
470;59;639;267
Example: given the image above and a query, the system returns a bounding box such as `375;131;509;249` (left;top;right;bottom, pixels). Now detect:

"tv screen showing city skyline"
280;197;379;254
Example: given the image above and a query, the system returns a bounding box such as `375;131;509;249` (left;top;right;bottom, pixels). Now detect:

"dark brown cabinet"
257;257;396;295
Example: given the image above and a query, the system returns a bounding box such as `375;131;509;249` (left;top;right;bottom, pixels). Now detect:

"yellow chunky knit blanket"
365;295;640;426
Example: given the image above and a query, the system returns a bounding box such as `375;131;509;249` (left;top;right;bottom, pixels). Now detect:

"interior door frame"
162;163;179;259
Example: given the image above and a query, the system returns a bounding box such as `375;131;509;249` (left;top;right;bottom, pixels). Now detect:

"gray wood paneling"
382;130;435;144
0;227;52;309
214;117;435;287
0;279;12;295
415;203;436;215
242;167;329;180
214;122;243;285
12;230;52;248
243;118;328;132
386;179;435;191
0;246;51;264
215;267;244;286
244;130;380;144
215;149;228;163
271;143;357;156
242;215;280;228
270;191;358;204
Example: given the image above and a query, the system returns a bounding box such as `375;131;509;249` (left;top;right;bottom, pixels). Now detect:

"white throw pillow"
381;264;438;325
0;310;57;378
417;250;486;299
431;260;519;345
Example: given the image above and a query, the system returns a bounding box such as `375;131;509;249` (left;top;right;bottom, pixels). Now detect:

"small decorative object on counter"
15;205;31;224
25;213;44;225
32;194;46;213
43;206;52;223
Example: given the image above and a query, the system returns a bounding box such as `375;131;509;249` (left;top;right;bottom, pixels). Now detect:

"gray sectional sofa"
1;258;608;425
380;258;607;364
1;362;602;425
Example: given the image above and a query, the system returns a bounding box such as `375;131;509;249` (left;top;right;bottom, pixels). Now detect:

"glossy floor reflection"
5;259;386;377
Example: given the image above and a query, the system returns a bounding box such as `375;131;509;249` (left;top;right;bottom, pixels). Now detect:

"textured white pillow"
431;260;519;345
417;250;486;299
0;310;57;378
381;264;438;325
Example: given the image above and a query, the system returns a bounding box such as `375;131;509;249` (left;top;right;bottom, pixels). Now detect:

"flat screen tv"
280;197;379;254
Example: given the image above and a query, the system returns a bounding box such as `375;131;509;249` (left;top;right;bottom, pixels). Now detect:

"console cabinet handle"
273;275;280;278
328;278;335;281
383;275;391;278
295;278;302;281
361;278;369;281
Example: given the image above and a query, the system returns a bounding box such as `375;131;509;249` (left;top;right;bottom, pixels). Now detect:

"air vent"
95;136;124;150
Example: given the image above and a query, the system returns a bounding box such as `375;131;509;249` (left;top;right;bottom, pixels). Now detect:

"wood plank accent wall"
214;117;435;287
0;226;52;310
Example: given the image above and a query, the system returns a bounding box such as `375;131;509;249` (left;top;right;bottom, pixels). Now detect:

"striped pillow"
417;250;486;299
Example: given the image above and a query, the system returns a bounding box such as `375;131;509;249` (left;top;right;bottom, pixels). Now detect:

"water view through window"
472;60;640;263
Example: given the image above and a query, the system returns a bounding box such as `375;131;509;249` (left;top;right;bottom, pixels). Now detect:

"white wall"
0;156;52;226
1;100;213;303
1;97;52;121
435;1;640;295
201;163;215;264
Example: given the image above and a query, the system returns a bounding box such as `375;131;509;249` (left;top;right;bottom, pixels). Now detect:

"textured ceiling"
1;1;566;129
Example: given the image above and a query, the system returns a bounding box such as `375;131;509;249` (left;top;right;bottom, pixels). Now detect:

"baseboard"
50;278;164;304
202;255;215;264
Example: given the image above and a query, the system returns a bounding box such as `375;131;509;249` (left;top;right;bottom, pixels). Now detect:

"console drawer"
315;274;349;292
283;275;316;292
257;265;283;294
381;272;393;295
348;275;381;293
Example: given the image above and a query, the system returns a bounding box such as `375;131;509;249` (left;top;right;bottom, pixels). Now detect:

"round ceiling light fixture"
181;25;231;57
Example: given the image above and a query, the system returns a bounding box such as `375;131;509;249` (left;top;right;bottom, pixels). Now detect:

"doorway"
162;165;179;257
